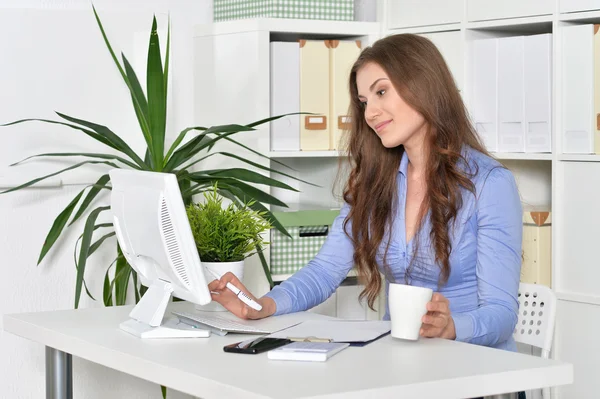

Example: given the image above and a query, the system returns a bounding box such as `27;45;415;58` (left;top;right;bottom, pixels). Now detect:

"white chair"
514;283;558;399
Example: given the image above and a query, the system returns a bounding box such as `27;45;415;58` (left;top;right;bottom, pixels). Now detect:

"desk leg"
45;347;73;399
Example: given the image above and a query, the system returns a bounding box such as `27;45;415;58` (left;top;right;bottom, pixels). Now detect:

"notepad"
267;341;350;362
267;320;391;345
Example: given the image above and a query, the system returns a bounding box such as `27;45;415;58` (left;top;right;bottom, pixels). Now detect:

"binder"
270;41;300;151
524;34;552;153
497;36;525;152
329;40;361;150
472;38;498;152
595;25;600;154
563;24;595;154
300;40;330;151
521;210;552;287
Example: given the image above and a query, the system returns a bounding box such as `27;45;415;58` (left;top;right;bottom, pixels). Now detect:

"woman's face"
356;62;428;149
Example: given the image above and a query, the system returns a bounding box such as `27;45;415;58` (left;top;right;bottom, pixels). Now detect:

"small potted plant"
186;184;272;311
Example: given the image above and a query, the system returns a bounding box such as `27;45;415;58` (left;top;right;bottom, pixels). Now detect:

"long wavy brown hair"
341;34;490;309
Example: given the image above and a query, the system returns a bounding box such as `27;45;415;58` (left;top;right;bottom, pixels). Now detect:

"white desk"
3;302;573;399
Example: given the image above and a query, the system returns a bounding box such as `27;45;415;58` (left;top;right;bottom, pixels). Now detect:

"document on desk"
267;320;391;346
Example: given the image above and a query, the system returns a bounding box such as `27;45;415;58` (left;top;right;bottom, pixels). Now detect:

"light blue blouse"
265;147;522;351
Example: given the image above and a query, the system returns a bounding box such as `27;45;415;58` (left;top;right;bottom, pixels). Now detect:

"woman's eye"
377;89;386;96
360;101;367;108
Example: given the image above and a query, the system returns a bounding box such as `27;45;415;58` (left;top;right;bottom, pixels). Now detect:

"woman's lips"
375;120;391;132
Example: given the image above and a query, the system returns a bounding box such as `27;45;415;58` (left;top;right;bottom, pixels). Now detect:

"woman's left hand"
420;293;456;339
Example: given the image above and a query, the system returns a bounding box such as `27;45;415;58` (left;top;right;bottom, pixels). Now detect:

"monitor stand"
119;279;210;339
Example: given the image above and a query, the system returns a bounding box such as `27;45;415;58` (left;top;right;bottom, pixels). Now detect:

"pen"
205;267;263;311
288;336;332;343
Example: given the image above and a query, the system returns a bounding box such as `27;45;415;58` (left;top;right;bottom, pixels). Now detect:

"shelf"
268;150;342;158
556;291;600;306
194;18;381;38
466;15;553;33
272;268;357;282
387;23;462;35
560;10;600;23
491;152;552;161
558;154;600;162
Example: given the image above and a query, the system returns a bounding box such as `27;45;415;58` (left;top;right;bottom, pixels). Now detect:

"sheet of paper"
267;320;391;342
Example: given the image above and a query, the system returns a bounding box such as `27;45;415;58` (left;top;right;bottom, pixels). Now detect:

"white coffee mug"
388;283;433;340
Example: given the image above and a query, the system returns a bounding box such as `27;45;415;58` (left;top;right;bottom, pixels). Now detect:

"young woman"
209;33;522;351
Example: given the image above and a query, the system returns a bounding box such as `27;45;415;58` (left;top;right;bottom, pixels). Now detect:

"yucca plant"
0;5;306;311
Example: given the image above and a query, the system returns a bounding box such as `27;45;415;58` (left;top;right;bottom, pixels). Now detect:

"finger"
422;312;448;327
427;301;449;313
208;280;221;291
420;326;443;338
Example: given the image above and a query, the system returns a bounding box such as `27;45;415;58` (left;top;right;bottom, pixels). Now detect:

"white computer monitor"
109;169;212;338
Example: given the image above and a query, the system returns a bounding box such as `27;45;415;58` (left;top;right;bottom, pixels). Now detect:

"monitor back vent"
160;197;190;286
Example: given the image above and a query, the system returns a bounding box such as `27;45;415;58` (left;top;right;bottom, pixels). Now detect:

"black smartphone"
223;337;292;354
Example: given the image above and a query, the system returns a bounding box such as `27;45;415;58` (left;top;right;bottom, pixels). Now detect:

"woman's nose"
365;103;381;121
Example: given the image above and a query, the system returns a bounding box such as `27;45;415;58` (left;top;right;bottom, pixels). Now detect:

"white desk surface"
3;302;573;399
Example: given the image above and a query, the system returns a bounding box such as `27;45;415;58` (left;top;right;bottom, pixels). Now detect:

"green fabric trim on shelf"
272;209;340;227
213;0;354;22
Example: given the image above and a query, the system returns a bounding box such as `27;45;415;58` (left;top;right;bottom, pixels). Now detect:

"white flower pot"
196;260;245;312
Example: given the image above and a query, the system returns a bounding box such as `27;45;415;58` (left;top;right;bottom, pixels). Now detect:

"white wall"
0;1;212;398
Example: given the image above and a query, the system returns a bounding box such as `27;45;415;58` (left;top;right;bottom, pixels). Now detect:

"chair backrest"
513;283;557;356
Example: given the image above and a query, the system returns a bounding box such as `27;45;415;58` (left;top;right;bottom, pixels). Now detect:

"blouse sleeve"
452;167;523;346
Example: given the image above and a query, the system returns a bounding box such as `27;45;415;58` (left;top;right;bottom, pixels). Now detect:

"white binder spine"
524;33;552;153
270;42;300;152
498;36;525;153
472;38;498;152
562;24;595;154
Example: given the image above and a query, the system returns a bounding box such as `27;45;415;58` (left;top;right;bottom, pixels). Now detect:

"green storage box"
270;208;340;275
213;0;354;22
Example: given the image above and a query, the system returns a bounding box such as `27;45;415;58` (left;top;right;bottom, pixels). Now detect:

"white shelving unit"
381;1;600;398
193;16;382;319
195;1;600;395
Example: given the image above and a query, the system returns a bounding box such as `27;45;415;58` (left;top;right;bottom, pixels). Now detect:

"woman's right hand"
207;272;277;320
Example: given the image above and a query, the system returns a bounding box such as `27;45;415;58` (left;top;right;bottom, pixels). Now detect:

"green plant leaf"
0;160;118;194
103;255;127;307
163;17;170;109
213;132;295;172
219;185;291;238
69;174;111;226
122;53;151;147
36;190;85;265
92;5;152;153
56;112;146;168
10;152;140;169
2;118;124;153
75;206;110;308
161;386;167;399
115;245;130;306
185;176;287;207
214;151;316;186
88;231;116;256
257;244;274;289
147;16;166;171
131;268;141;303
164;126;207;165
164;125;255;171
73;223;113;302
195;169;298;191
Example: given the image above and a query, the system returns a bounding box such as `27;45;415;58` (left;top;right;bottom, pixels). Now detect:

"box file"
472;38;498;152
300;40;330;151
524;34;552;153
521;209;552;287
329;40;362;150
498;36;525;153
270;42;300;151
270;208;340;275
562;24;595;154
